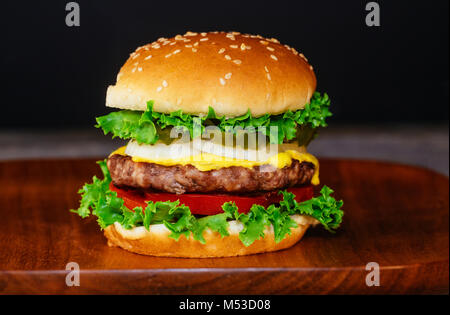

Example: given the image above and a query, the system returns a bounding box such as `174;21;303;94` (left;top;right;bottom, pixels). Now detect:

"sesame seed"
138;67;143;72
240;43;246;50
152;44;161;49
183;38;191;42
201;32;207;36
199;38;209;42
144;47;149;51
264;66;269;72
309;65;314;70
162;80;168;87
225;55;231;60
269;38;279;43
246;46;251;50
260;40;269;45
175;35;184;40
270;55;278;61
144;55;152;60
232;31;240;35
158;37;167;42
218;48;225;54
185;44;192;48
170;42;176;46
133;62;139;66
165;53;172;58
300;53;307;61
185;31;197;36
162;41;170;46
192;48;198;52
220;78;226;85
225;72;232;79
132;53;140;59
233;59;242;65
226;33;236;40
230;45;238;49
194;42;199;47
131;67;136;73
266;46;275;52
156;86;162;92
266;73;271;80
173;49;181;54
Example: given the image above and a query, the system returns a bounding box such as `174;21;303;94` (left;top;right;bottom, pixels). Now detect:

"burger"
72;31;344;258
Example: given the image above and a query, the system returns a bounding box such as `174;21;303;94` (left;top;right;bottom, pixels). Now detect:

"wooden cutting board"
0;158;448;294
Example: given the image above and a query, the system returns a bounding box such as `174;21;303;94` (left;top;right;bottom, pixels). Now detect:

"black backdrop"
1;0;448;128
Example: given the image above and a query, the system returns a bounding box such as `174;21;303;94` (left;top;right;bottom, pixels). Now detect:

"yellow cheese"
111;146;126;156
110;146;320;185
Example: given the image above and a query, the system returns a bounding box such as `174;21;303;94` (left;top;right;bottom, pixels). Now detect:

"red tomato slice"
110;183;313;216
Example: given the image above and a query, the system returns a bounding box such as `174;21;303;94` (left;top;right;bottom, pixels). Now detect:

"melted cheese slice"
110;145;320;185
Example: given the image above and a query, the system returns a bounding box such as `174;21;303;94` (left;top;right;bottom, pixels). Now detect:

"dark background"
1;0;448;128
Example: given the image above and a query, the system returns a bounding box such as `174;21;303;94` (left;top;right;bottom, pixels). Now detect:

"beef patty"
107;154;315;194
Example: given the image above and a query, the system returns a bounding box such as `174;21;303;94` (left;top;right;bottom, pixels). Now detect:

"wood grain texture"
0;158;448;294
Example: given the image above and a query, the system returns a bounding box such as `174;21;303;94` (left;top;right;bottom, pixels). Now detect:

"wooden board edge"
0;260;448;295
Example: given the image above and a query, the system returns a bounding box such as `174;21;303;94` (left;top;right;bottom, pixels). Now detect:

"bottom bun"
104;215;318;258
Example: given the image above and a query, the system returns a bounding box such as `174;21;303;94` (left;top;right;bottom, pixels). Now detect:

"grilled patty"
107;154;315;194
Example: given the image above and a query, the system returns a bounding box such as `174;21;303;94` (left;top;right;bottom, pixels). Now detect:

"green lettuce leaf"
96;110;158;145
269;206;299;243
95;92;332;145
70;160;126;228
290;186;344;232
233;205;270;246
72;161;344;246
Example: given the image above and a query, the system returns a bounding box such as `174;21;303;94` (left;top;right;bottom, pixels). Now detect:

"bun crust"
106;31;316;117
104;215;318;258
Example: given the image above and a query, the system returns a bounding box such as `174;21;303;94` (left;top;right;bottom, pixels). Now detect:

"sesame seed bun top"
106;31;317;117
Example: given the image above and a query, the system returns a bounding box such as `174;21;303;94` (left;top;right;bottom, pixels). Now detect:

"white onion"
125;139;199;160
125;139;307;161
195;139;279;161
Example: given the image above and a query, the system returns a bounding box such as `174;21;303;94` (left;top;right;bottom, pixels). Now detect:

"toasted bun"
106;31;316;118
104;215;318;258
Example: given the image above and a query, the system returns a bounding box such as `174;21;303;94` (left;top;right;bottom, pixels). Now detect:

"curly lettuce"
95;92;332;145
71;161;344;246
